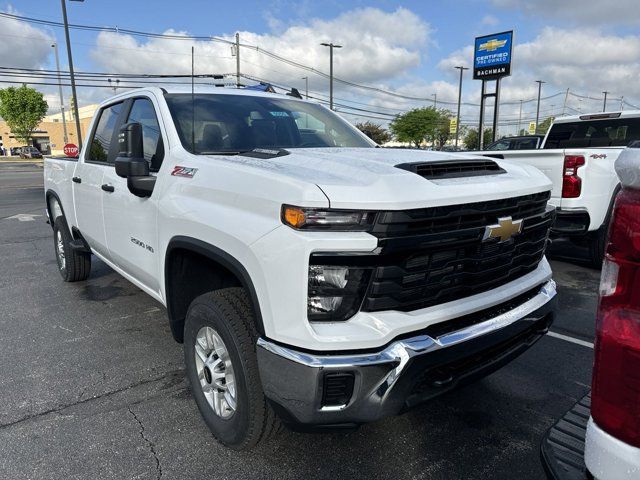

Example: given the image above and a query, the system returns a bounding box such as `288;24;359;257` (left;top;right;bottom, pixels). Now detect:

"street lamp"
320;42;342;110
51;42;68;144
602;91;609;112
454;66;468;147
534;80;545;132
60;0;84;149
301;76;309;99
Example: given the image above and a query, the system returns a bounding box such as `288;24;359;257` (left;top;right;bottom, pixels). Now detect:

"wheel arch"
164;236;265;343
45;189;66;228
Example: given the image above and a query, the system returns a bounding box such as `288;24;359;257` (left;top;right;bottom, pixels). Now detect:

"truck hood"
211;147;552;210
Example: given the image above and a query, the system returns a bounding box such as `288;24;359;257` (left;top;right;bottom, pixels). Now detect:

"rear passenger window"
87;102;123;162
126;98;163;171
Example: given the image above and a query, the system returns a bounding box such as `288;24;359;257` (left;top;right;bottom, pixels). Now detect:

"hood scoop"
396;159;506;180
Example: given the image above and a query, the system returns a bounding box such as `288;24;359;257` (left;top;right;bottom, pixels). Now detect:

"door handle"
72;176;82;183
101;184;115;193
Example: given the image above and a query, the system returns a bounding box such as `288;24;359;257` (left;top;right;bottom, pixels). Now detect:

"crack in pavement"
129;407;162;480
0;369;185;431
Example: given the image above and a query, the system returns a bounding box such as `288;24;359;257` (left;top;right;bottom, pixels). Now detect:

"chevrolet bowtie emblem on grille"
483;216;523;242
478;38;507;52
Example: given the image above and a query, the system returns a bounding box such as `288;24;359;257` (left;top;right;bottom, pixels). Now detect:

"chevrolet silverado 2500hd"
481;111;640;267
44;86;557;450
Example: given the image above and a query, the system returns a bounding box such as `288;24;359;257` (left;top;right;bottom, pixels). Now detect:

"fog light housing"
308;263;371;322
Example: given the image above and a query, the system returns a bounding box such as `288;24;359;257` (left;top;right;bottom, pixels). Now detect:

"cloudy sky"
2;0;640;135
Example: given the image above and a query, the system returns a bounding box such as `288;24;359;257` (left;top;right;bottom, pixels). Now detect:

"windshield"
165;93;373;154
544;117;640;149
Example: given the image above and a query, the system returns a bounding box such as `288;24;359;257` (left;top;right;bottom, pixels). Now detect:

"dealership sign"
473;30;513;80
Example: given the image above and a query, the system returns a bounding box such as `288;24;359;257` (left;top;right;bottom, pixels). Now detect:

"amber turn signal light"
283;206;306;228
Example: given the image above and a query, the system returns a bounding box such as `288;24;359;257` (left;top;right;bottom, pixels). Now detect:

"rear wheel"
53;216;91;282
587;225;608;269
184;288;280;450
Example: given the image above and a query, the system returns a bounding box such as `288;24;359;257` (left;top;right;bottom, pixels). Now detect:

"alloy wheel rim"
56;230;66;271
194;326;237;419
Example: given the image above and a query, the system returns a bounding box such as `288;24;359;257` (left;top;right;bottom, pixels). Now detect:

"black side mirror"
114;122;156;198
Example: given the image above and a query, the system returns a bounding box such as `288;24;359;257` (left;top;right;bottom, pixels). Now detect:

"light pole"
320;42;342;110
534;80;545;132
602;91;609;112
454;66;468;147
60;0;84;149
517;99;523;134
51;42;68;145
301;76;308;99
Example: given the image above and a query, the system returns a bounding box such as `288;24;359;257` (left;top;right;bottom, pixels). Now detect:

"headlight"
307;264;372;321
282;205;376;231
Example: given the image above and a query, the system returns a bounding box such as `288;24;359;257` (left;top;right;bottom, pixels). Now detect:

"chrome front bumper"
257;280;557;427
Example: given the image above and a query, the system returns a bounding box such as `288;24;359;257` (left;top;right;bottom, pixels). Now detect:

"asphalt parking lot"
0;161;598;480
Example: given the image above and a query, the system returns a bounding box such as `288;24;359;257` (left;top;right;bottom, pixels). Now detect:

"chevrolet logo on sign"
478;38;507;52
483;216;523;242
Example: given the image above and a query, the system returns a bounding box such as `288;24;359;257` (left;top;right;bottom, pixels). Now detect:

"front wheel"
183;288;280;450
53;216;91;282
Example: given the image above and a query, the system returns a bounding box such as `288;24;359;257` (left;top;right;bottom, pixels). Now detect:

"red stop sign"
63;143;79;157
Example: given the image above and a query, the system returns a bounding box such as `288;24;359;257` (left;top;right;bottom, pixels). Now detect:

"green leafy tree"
432;109;453;150
389;107;441;148
355;121;392;145
462;127;494;150
536;116;554;135
0;85;48;145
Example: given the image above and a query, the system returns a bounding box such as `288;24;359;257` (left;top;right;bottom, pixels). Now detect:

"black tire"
184;288;280;450
587;224;608;269
53;216;91;282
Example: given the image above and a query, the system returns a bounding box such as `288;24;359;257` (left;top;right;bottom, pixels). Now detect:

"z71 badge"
171;166;198;178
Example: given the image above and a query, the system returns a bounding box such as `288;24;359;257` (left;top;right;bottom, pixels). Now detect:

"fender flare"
164;236;265;341
45;189;66;228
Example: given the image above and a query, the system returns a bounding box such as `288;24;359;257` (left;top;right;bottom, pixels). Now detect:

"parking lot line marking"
547;331;594;349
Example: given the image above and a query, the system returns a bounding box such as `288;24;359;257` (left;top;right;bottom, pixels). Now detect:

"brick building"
0;104;97;156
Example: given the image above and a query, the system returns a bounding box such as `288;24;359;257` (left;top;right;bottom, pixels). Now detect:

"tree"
536;116;554;135
432;109;453;150
355;121;392;145
0;85;48;145
462;127;494;150
390;107;447;148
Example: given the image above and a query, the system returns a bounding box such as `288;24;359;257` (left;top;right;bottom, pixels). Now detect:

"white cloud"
0;8;53;70
90;8;431;88
481;15;499;27
490;0;640;24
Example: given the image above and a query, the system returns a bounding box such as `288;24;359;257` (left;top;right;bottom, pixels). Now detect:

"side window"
87;102;123;162
127;98;163;171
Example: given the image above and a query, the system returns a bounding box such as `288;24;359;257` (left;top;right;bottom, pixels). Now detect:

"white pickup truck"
480;111;640;267
44;86;557;450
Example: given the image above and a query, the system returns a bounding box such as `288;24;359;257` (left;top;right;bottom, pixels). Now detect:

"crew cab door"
73;101;125;258
101;96;164;292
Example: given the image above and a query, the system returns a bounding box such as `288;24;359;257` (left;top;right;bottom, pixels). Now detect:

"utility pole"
51;42;68;145
534;80;545;132
235;33;241;88
602;91;609;112
301;76;308;99
108;78;120;93
60;0;83;148
517;99;523;134
454;66;468;147
562;88;569;116
321;42;342;110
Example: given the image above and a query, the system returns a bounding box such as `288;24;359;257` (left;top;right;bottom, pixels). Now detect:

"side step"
540;393;592;480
